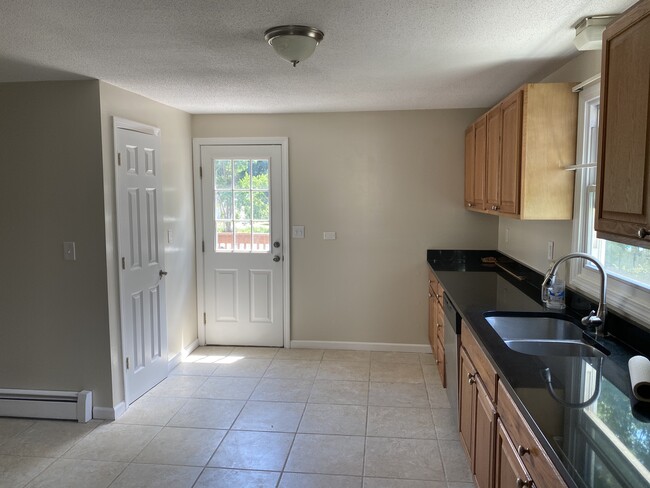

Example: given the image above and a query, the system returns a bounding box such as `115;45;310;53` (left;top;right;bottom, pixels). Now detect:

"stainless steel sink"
504;339;607;358
483;313;609;357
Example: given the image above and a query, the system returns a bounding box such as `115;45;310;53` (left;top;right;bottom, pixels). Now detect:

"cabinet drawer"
461;321;497;400
497;381;566;488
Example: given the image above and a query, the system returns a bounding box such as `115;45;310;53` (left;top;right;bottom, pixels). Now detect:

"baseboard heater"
0;389;92;423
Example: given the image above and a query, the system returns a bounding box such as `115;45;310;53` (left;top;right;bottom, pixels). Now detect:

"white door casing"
193;138;290;347
114;118;168;405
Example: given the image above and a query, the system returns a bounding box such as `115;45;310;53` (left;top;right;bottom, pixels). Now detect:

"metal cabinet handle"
467;373;476;385
516;478;532;488
517;445;530;456
467;202;473;207
638;228;649;239
428;293;433;298
273;255;281;262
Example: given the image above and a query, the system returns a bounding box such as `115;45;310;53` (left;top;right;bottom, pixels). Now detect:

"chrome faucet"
541;252;608;336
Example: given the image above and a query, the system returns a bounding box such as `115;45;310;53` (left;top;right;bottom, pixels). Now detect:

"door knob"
159;270;168;278
638;228;649;239
273;255;281;262
273;241;281;248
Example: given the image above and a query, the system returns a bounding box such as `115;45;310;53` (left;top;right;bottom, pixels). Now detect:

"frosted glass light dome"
264;25;324;67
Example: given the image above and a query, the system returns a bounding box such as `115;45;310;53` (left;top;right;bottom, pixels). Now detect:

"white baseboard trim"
168;338;200;372
93;401;126;420
290;340;431;353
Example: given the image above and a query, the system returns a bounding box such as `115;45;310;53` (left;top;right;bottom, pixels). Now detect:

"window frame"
569;82;650;328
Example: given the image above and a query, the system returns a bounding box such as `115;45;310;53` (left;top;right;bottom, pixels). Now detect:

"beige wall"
99;82;195;407
497;51;601;272
0;81;114;406
193;110;498;345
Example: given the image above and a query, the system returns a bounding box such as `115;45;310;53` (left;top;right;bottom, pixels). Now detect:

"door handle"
273;255;281;262
159;270;168;278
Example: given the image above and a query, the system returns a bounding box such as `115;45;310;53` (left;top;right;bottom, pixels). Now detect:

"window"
214;159;270;252
571;81;650;326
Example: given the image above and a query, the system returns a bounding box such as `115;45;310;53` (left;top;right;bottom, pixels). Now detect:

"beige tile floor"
0;347;476;488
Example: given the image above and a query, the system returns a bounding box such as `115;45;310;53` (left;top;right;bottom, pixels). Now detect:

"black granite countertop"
427;250;650;488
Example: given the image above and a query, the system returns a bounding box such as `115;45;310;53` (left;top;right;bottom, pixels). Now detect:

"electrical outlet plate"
323;231;336;240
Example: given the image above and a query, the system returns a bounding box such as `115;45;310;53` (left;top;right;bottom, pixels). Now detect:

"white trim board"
168;338;200;372
93;402;126;421
290;340;432;353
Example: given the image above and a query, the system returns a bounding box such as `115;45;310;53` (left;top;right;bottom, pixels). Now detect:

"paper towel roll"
629;355;650;402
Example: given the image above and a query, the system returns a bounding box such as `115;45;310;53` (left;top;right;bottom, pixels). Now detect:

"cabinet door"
596;2;650;244
428;286;436;355
485;106;502;210
435;337;446;388
495;419;532;488
474;379;496;488
465;124;476;208
500;90;523;215
459;347;476;459
474;115;487;210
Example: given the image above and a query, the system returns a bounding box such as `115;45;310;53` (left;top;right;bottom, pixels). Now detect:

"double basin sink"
483;312;610;358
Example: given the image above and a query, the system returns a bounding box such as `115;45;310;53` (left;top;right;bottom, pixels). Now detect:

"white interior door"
199;144;284;346
114;118;168;405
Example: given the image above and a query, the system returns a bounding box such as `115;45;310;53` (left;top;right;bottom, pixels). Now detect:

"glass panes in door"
214;159;270;252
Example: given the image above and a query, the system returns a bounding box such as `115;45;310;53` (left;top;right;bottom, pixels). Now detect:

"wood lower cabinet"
464;83;577;220
458;320;567;488
497;382;566;488
495;419;533;488
596;0;650;247
459;323;498;488
427;270;446;386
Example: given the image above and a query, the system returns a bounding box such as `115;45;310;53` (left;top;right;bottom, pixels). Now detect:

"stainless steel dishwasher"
443;293;461;416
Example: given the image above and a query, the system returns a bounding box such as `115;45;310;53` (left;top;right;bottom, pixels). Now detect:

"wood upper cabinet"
473;115;488;210
465;116;487;210
596;0;650;247
485;106;502;211
465;125;476;208
499;91;522;215
465;83;577;220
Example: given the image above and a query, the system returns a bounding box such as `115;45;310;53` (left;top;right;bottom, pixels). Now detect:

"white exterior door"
114;119;168;405
199;144;284;346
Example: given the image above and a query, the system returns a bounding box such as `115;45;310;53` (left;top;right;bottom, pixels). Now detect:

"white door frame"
193;137;291;348
113;116;167;406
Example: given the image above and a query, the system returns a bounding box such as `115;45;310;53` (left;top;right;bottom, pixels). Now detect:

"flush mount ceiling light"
573;15;617;51
264;25;324;67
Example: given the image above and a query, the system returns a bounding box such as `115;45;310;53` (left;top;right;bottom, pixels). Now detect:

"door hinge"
203;312;206;325
126;357;130;370
117;153;121;166
199;166;203;178
202;241;205;253
121;257;125;270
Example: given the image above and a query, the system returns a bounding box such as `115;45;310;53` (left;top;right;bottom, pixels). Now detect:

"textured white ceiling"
0;0;635;114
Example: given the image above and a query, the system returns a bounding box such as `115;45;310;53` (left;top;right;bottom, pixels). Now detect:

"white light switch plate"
323;231;336;240
63;241;76;261
292;225;305;238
